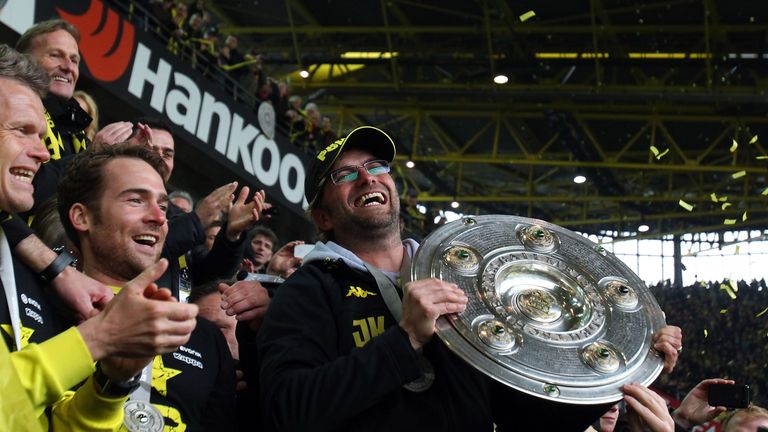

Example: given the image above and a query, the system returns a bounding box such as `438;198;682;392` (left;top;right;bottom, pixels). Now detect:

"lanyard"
130;362;153;403
361;251;434;392
0;229;22;350
363;263;403;322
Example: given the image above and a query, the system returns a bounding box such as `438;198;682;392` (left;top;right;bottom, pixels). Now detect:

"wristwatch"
93;362;142;397
39;249;75;283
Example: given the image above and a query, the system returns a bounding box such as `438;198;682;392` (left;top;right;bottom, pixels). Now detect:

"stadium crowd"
1;3;767;432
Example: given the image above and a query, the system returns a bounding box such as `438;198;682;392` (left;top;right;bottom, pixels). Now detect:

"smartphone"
708;383;750;408
293;244;314;259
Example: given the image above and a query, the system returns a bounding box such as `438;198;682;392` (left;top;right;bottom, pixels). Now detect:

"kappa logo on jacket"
346;285;377;298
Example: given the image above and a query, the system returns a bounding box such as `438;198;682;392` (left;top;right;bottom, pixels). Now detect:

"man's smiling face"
27;29;80;99
312;147;399;238
82;157;169;282
0;78;49;213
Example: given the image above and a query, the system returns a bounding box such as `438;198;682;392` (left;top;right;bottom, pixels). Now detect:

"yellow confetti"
730;139;738;152
710;193;718;202
679;200;694;211
519;10;536;22
732;170;746;179
756;306;768;318
656;149;669;160
650;145;659;156
762;188;768;196
721;202;732;210
720;309;728;314
750;135;758;144
742;211;748;221
700;281;707;288
724;219;737;225
720;283;737;299
735;245;740;255
757;156;768;160
704;329;708;338
729;279;738;293
719;196;728;202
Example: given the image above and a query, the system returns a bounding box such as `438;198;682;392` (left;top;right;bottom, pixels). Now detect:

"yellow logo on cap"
317;138;344;161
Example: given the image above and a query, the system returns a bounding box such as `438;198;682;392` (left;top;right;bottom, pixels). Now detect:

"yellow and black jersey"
147;317;237;431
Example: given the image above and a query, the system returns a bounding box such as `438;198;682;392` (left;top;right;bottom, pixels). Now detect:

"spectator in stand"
319;115;338;148
199;26;221;75
273;80;290;119
152;0;176;37
241;226;277;273
72;90;98;141
169;190;194;213
188;0;207;20
651;279;768;407
185;13;205;40
285;94;304;124
219;34;248;84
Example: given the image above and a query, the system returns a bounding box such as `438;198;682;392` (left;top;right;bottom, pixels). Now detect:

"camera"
708;383;750;408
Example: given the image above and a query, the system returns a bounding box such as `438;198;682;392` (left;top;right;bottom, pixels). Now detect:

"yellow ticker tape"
520;10;536;22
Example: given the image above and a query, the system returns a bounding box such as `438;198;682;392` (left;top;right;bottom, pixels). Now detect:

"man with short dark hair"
58;143;237;430
245;226;277;273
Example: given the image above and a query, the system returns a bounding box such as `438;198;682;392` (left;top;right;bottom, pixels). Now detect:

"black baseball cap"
304;125;396;207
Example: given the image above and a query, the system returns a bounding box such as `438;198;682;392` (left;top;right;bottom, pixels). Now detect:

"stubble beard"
89;232;159;283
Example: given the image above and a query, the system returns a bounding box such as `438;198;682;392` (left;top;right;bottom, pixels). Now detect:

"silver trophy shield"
408;215;666;405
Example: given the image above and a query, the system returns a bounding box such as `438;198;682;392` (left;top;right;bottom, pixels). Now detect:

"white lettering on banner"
165;72;201;134
228;114;258;173
252;135;280;186
280;152;305;203
197;92;231;154
126;42;307;206
128;44;171;112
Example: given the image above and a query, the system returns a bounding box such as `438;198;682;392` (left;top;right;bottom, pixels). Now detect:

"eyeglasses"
329;160;390;184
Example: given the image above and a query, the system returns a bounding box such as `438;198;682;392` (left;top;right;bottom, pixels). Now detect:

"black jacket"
30;95;91;213
257;257;610;432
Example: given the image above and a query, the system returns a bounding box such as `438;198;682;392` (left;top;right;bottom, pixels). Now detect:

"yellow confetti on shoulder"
732;170;746;179
729;279;738;292
742;211;747;221
730;139;738;152
756;306;768;318
704;329;708;338
724;218;736;225
679;200;694;211
719;196;728;202
710;193;718;202
519;10;536;22
750;135;758;144
719;309;728;314
721;202;732;210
